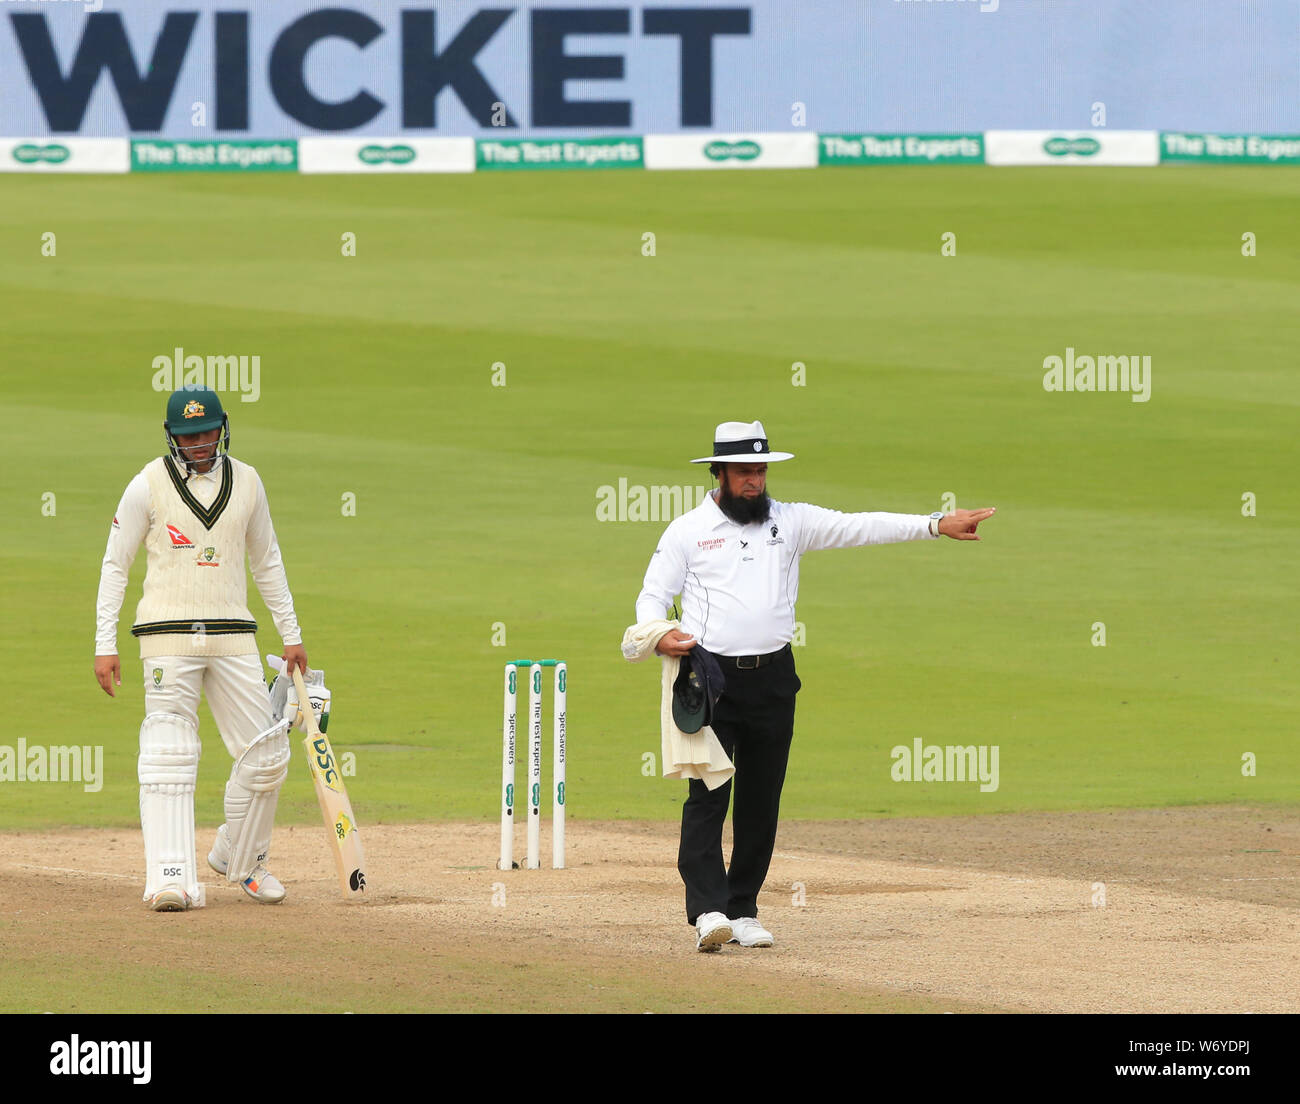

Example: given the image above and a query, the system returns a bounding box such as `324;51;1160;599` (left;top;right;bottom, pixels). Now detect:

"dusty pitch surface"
3;807;1296;1013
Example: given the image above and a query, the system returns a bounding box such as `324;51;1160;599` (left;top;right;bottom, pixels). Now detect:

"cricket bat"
292;666;367;900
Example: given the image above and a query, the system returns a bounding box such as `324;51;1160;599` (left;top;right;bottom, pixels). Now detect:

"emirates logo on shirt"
166;523;195;549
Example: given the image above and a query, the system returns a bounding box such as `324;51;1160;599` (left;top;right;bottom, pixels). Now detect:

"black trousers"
677;645;800;924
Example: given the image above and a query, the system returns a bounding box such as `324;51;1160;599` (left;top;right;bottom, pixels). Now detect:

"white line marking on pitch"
1224;876;1297;882
13;863;136;882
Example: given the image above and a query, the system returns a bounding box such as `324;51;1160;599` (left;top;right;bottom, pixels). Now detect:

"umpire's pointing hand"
938;507;997;541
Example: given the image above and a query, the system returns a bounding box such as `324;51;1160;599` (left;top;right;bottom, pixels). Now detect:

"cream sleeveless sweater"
132;455;260;658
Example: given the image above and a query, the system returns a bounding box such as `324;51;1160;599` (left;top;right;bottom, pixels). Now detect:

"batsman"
94;386;324;911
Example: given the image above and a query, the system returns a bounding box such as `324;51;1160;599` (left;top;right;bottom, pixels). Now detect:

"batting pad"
224;720;291;882
138;712;202;902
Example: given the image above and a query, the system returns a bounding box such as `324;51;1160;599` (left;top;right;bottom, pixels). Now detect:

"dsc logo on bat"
311;737;342;792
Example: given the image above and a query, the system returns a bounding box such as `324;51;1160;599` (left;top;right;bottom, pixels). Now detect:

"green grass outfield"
1;167;1296;831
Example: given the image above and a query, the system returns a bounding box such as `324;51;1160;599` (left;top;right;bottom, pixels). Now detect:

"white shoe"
729;917;774;947
209;825;285;903
207;823;231;875
695;911;733;953
147;886;191;912
206;823;233;875
239;864;285;904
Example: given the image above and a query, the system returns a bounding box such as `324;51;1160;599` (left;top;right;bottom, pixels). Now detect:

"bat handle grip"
290;666;316;734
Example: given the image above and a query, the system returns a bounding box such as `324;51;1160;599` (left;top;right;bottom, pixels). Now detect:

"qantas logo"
166;524;195;548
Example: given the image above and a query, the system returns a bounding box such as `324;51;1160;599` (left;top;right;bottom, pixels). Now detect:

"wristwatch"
928;511;944;537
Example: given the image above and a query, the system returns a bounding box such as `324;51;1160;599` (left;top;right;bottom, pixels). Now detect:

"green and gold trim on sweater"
164;455;234;530
132;618;257;638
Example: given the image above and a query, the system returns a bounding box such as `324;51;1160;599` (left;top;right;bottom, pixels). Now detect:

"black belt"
717;643;790;670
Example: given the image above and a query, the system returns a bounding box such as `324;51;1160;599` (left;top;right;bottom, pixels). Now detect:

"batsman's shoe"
239;865;286;905
728;917;774;947
207;823;232;875
209;826;285;903
147;886;191;912
695;911;733;953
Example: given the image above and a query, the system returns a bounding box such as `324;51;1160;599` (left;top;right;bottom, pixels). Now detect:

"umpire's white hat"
691;420;795;464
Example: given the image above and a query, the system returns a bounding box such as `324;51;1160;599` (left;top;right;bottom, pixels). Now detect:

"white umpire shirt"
635;492;937;657
95;455;301;656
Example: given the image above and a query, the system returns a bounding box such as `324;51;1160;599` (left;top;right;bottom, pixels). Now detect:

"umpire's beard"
716;483;772;526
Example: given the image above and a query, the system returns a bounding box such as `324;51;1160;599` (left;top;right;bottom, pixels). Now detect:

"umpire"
634;420;995;951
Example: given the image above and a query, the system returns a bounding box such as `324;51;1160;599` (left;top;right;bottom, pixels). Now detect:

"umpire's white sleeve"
790;502;936;553
245;473;303;646
635;521;689;623
95;472;150;655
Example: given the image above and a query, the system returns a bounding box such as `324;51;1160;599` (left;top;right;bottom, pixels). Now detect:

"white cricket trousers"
142;653;274;757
